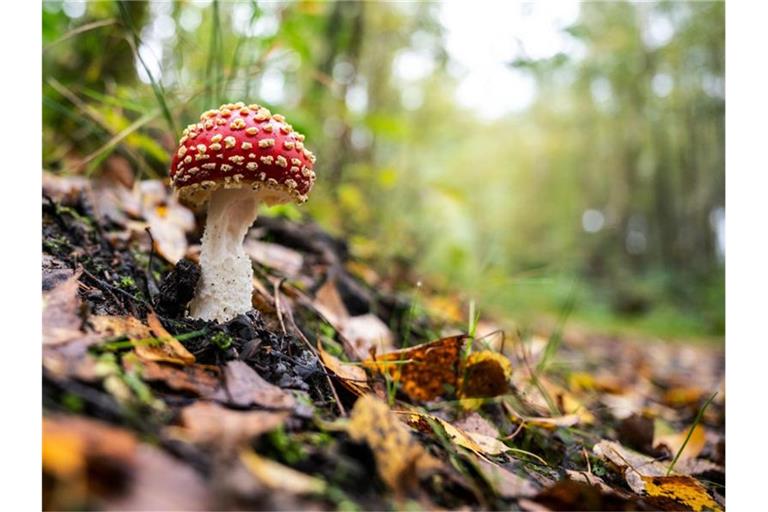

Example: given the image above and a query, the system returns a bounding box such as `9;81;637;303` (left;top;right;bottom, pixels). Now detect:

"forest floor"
42;169;725;511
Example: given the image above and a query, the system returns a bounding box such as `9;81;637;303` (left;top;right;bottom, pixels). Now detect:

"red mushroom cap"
170;101;316;208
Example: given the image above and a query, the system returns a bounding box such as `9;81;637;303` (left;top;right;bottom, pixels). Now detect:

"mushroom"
170;102;316;323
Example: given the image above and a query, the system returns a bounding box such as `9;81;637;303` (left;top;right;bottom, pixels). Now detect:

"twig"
273;277;287;335
144;227;160;301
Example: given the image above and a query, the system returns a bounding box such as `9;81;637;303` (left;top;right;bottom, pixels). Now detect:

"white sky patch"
582;209;605;233
652;72;674;97
179;7;202;32
259;67;286;104
62;0;87;19
439;0;581;119
136;40;164;84
393;49;436;82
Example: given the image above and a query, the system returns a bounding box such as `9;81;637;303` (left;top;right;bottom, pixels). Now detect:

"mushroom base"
188;188;261;323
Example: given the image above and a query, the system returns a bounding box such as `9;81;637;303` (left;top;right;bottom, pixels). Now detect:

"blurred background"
42;1;724;342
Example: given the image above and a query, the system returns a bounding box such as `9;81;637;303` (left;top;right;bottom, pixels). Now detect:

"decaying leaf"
593;440;671;494
244;239;304;277
454;412;501;439
240;451;327;495
104;444;214;511
457;350;512;399
89;314;153;340
43;415;137;478
347;395;441;493
167;401;288;448
312;278;349;329
641;475;721;512
43;271;85;345
341;313;395;360
318;346;370;396
136;312;195;365
134;359;222;397
654;424;706;461
477;459;538;499
364;335;468;402
213;360;296;409
139;180;195;264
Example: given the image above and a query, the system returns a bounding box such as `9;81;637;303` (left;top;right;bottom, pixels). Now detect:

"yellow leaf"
240;451;326;495
642;475;721;512
347;395;440;493
364;335;468;402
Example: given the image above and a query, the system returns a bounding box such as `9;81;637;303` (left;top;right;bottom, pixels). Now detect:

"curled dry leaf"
213;360;296;409
318;346;370;396
654;424;706;461
363;335;468;402
167;401;288;448
641;475;721;512
341;313;395;361
239;451;327;495
457;350;512;399
454;412;501;439
244;239;304;277
347;395;441;493
477;458;538;499
139;180;195;264
137;312;195;365
43;270;85;346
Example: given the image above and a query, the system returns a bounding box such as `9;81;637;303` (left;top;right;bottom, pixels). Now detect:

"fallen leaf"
347;395;441;493
641;475;721;512
312;279;349;329
104;444;214;511
341;313;395;360
593;440;670;494
167;401;287;447
522;479;642;512
662;386;705;408
43;271;85;345
89;314;153;340
139;180;195;264
240;451;326;495
213;360;296;409
364;335;469;402
136;312;195;365
654;424;706;461
569;371;624;394
458;350;512;399
318;346;370;396
454;412;501;439
244;239;304;277
478;459;538;498
135;359;221;397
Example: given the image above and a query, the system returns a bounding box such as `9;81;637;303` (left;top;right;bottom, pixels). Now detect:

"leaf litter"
42;173;725;510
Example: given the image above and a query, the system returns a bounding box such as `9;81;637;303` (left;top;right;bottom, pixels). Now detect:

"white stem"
188;188;260;323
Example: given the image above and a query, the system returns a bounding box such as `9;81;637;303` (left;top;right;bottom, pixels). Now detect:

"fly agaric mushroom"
170;101;316;322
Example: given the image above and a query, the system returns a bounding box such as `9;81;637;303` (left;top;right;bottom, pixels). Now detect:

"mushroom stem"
188;188;260;323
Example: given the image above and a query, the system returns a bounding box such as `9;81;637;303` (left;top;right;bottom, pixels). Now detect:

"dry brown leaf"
641;475;721;512
135;359;222;397
364;335;468;402
167;401;287;447
348;395;441;493
312;279;349;329
240;451;327;495
244;239;304;277
139;180;195;264
43;415;137;476
103;444;214;511
457;350;512;399
43;271;85;345
213;360;296;409
593;440;671;494
318;346;370;396
341;313;395;360
454;412;501;439
478;459;538;498
89;314;153;339
654;424;706;461
662;386;705;408
136;312;195;365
